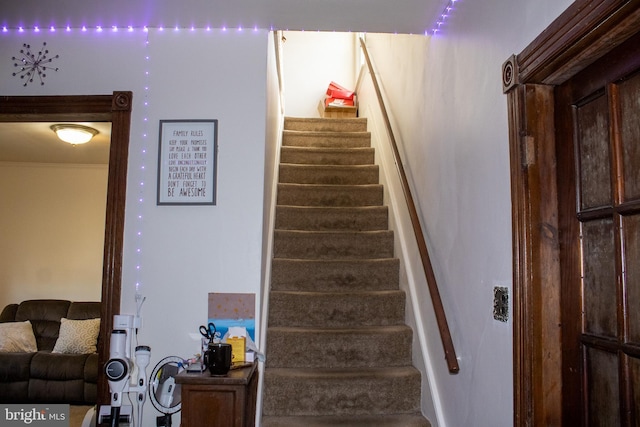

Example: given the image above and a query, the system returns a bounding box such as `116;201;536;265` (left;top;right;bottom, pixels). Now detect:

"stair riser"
262;370;422;417
274;231;394;260
279;164;379;185
277;184;384;207
283;131;371;149
281;147;375;166
270;259;400;292
284;117;368;133
265;327;412;368
262;414;431;427
275;206;388;232
268;291;405;328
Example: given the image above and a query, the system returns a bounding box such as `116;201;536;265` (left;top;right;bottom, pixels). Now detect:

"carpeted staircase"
261;117;430;426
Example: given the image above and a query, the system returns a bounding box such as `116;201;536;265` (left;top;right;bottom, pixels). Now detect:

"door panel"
576;93;612;211
626;215;640;344
619;73;640;201
586;347;620;426
582;218;616;339
632;357;640;423
557;33;640;426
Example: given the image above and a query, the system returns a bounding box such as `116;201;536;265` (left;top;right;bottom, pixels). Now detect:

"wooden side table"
175;363;258;427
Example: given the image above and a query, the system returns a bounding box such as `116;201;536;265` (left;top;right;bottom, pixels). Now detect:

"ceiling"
1;0;451;164
1;0;448;34
0;122;111;165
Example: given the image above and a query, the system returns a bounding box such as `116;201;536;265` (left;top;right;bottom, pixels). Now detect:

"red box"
326;81;354;100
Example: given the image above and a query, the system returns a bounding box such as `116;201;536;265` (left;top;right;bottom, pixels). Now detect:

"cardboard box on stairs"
319;97;357;118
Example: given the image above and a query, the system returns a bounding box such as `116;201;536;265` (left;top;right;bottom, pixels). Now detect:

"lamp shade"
50;124;99;145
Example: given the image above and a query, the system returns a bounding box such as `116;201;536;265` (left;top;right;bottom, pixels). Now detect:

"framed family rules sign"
157;119;218;205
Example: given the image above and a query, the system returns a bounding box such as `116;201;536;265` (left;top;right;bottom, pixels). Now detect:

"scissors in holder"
199;322;217;342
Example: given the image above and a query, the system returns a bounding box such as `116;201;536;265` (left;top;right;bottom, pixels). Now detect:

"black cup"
203;343;232;376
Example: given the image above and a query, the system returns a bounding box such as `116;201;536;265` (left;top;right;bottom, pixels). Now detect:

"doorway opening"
0;91;133;405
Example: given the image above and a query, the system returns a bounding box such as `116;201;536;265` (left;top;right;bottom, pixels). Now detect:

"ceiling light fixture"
50;124;99;145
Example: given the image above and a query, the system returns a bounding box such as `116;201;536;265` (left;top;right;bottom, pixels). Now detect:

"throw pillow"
52;317;100;354
0;320;38;352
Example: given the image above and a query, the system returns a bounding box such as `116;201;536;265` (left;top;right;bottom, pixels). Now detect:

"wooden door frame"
503;1;640;425
0;91;132;406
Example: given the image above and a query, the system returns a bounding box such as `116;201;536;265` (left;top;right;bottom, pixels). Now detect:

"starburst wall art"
12;42;59;87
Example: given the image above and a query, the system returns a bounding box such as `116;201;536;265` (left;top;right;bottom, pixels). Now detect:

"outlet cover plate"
493;286;509;322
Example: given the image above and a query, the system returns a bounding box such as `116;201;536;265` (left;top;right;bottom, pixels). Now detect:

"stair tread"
268;289;405;329
262;414;430;427
279;163;379;185
281;146;373;153
263;367;422;417
276;205;388;216
283;131;372;148
280;146;375;166
275;229;392;235
272;257;398;261
278;182;382;189
283;129;370;136
268;325;412;333
275;205;388;232
284;117;367;127
277;183;384;207
270;258;400;291
270;289;403;296
274;231;393;236
271;257;398;263
273;231;394;259
265;365;420;378
280;163;377;169
277;204;386;210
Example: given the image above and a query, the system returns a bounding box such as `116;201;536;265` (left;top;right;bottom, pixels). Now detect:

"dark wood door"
556;32;640;426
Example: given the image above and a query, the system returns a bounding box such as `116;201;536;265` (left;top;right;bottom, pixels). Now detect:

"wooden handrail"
359;37;459;374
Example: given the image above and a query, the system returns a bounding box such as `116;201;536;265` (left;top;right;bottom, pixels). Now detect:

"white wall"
0;162;107;309
1;28;269;426
282;31;357;117
358;1;573;426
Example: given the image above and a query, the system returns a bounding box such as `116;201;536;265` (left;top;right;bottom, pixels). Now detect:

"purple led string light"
134;30;152;297
430;0;458;35
0;25;261;34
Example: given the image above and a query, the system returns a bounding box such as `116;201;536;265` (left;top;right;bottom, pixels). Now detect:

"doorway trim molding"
0;91;132;405
504;1;640;425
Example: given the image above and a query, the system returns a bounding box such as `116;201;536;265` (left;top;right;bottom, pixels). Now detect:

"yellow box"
227;336;245;363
